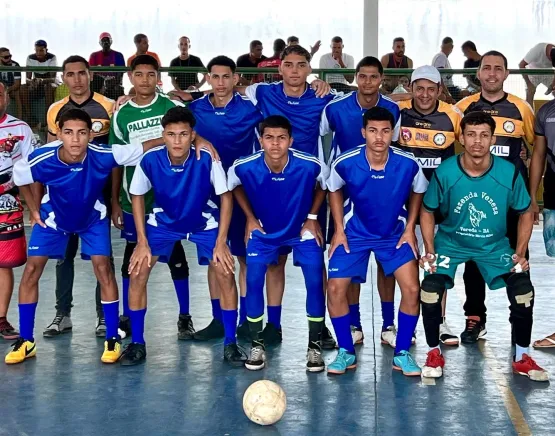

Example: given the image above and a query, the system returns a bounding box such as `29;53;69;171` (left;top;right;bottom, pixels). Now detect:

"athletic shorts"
328;235;416;283
121;211;139;242
228;204;247;258
542;208;555;257
528;73;553;89
0;228;26;268
147;224;217;265
246;230;324;267
28;218;111;260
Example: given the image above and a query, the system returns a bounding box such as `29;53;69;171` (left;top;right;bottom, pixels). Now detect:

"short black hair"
0;47;9;53
461;111;496;135
280;45;311;62
161;106;196;129
58;108;92;130
363;106;395;129
207;55;236;73
287;36;299;44
356;56;384;75
273;38;286;53
331;36;343;44
131;54;159;71
479;50;508;69
461;40;477;51
259;115;292;137
134;33;147;44
250;40;263;50
62;55;90;72
393;37;405;44
442;37;453;45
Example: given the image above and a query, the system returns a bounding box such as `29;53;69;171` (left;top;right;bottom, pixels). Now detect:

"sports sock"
173;279;190;315
239;296;247;325
349;304;362;329
211;299;222;322
130;308;147;344
102;300;119;339
267;305;282;329
331;313;355;354
515;345;529;362
222;309;238;345
122;278;130;317
395;310;419;354
381;301;394;329
19;302;37;342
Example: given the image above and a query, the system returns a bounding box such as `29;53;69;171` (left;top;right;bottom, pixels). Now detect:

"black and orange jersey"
47;92;114;143
397;99;462;180
456;93;535;165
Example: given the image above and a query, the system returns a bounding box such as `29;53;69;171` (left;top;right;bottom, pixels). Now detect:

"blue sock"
381;301;394;330
395;310;419;354
222;309;238;345
173;279;190;315
130;308;147;344
122;278;130;317
211;299;222;322
102;300;119;339
267;305;282;329
331;313;355;354
349;304;362;329
239;296;247;324
19;302;37;342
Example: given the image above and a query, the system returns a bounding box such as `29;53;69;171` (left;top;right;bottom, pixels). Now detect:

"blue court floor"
1;227;555;436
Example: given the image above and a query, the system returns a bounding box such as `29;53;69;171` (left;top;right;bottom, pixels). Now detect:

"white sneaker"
95;317;107;337
43;315;73;337
381;325;397;348
440;321;460;346
351;326;364;345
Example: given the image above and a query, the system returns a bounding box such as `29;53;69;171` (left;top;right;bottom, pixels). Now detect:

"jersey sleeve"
210;160;229;195
46;104;58;136
14;125;37;163
13;156;35;186
244;83;264;106
129;161;152;196
392;109;401;142
433;54;448;69
326;162;346;192
112;141;143;167
316;161;330;190
510;170;532;213
412;164;429;193
319;105;333;136
535;104;547;136
109;110;126;145
227;164;242;191
422;172;442;212
521;102;536;145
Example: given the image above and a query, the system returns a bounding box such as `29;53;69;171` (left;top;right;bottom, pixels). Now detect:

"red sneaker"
513;354;549;382
422;348;445;378
0;318;19;340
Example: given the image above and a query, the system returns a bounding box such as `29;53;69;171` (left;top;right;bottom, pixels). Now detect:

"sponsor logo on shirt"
247;252;258;257
415;132;429;142
490;145;510;156
546;117;555;123
468;203;487;228
214;112;225;116
287;101;300;105
28;246;39;250
91;121;103;133
140;108;153;114
401;128;412;141
415;121;432;128
328;268;339;272
171;168;184;172
503;120;515;134
70;168;83;172
433;133;446;146
0;194;19;212
371;175;384;179
272;177;285;181
417;157;442;168
127;116;161;133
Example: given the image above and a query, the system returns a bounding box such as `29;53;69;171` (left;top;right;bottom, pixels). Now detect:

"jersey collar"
363;146;391;172
207;92;236;110
263;151;290;174
166;146;191;167
129;93;159;108
69;91;94;108
355;92;381;111
479;92;508;106
0;113;7;124
57;143;88;166
457;153;495;179
280;82;309;99
411;100;440;118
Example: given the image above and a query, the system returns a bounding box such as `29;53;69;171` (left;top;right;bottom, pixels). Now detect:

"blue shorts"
246;230;323;267
328;236;415;283
228;205;247;258
121;211;139;242
147;224;217;265
28;219;111;260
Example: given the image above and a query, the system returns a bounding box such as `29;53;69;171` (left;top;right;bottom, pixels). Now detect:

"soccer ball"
242;380;286;426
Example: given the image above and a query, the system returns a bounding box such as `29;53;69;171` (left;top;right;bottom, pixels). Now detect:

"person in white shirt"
432;37;468;101
319;36;355;92
519;42;555;105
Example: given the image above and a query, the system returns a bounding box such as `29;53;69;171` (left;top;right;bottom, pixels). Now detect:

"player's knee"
21;260;44;285
420;275;445;317
93;257;114;285
129;270;150;290
506;273;535;316
327;279;347;303
169;258;189;280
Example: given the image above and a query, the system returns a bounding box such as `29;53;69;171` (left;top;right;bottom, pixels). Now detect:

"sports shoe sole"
245;362;265;371
95;329;106;338
440;336;460;346
43;327;72;338
306;365;325;373
120;357;146;366
327;364;357;375
392;366;422;377
422;366;443;378
513;369;549;382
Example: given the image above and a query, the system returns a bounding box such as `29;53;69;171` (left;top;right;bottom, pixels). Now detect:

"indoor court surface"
2;227;555;436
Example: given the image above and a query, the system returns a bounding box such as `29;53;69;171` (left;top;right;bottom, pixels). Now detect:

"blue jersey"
129;146;228;234
320;92;401;161
13;140;143;233
245;82;339;160
227;149;329;242
188;93;263;171
327;146;428;240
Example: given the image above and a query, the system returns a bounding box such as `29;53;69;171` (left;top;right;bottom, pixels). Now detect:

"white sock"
429;345;441;354
515;345;529;362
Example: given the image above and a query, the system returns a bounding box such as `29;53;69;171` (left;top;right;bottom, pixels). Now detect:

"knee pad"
506;273;534;312
121;242;136;278
420;274;446;315
168;242;189;280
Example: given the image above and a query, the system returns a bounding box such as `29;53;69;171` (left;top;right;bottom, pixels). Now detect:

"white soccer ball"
242;380;286;426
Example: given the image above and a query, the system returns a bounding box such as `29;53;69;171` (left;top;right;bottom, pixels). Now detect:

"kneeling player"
227;115;329;372
326;107;428;376
419;112;548;381
122;107;245;366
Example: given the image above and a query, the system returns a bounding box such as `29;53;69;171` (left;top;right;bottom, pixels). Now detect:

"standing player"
326;107;428;376
120;107;245;366
320;56;400;346
397;65;462;346
188;56;263;341
419;112;548;381
0;81;36;339
7;109;158;364
456;51;535;343
227;115;329;372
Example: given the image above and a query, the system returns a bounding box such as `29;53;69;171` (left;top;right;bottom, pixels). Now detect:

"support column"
363;0;379;57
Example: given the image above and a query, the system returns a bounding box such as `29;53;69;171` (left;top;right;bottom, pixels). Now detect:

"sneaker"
351;326;364;345
327;348;357;375
43;315;73;337
0;319;19;340
393;350;421;376
513;354;549;382
120;343;147;366
236;322;250;341
118;315;132;339
460;318;487;344
321;325;337;350
262;322;283;346
95;317;106;337
193;318;224;341
381;325;397;348
101;338;122;364
5;338;36;364
224;343;248;367
440;322;460;346
422;348;445;378
306;347;325;372
177;314;195;340
245;344;266;371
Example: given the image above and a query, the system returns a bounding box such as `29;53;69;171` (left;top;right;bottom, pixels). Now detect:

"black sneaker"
193;318;224;341
236;322;251;341
120;343;147;366
321;326;337;350
177;314;195;340
460;318;487;344
262;322;282;346
306;346;325;372
224;343;248;366
118;315;132;339
245;343;266;371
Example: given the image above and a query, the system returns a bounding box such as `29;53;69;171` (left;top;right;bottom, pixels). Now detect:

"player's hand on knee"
30;210;46;228
396;229;418;259
194;137;220;161
111;201;124;230
419;253;437;273
511;253;529;273
328;231;349;259
245;218;265;245
310;79;331;98
213;240;235;275
300;219;323;247
129;242;152;276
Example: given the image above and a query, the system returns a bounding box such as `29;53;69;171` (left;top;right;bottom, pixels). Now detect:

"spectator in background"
462;41;482;93
127;34;162;86
0;48;22;118
287;36;321;57
432;37;469;101
381;37;413;69
89;32;125;99
254;38;286;84
319;36;355;92
237;40;266;85
519;42;555;105
169;36;206;90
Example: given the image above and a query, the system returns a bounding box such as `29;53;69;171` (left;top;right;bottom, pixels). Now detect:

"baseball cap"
34;40;47;48
99;32;112;42
411;65;441;84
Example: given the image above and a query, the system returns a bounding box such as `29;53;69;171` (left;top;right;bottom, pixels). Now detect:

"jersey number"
437;255;450;269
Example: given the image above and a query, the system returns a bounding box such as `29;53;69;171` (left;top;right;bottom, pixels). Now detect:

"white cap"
411;65;441;84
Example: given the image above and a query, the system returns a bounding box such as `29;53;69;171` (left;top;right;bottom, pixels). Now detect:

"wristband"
307;214;318;220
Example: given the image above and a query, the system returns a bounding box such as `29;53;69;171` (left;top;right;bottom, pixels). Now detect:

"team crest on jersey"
503;120;515;134
401;128;412;141
0;194;19;213
468;203;487;228
433;133;446;146
500;253;513;267
0;134;22;154
91;121;103;133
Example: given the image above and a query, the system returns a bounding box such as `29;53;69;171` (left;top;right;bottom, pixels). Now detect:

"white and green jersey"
110;93;183;213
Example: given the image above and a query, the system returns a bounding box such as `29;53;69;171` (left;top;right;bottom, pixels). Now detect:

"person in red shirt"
89;32;125;98
253;39;286;84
